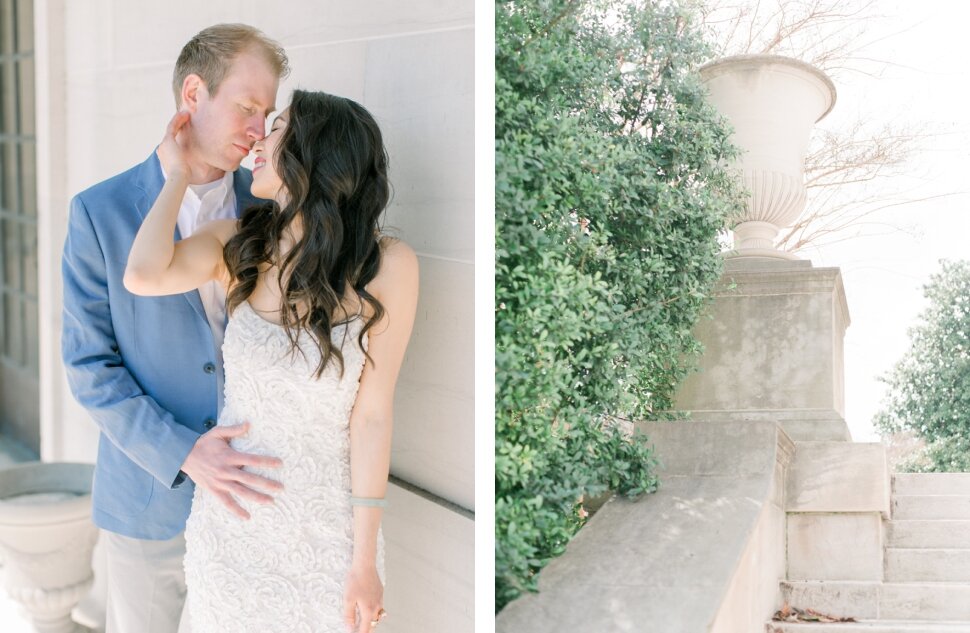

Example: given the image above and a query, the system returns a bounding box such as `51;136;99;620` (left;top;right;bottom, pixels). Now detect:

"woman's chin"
250;183;270;200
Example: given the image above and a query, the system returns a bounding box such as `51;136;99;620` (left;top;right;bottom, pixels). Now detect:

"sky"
787;0;970;440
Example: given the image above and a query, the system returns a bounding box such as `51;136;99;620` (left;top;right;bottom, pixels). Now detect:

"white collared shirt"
160;160;237;414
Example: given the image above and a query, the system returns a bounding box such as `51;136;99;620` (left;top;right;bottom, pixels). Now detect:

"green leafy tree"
875;260;970;472
495;0;746;611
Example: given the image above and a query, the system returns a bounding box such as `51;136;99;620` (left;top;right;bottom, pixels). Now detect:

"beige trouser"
103;530;192;633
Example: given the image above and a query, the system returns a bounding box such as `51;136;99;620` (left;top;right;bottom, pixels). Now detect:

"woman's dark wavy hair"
223;90;389;377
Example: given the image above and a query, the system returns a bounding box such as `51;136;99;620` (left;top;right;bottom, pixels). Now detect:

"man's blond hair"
173;24;289;107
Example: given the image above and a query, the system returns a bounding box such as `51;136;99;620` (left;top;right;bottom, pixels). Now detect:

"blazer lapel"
232;166;259;217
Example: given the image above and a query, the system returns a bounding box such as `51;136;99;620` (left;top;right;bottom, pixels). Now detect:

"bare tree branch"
702;0;887;77
700;0;947;252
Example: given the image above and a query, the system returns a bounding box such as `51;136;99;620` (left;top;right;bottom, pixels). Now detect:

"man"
61;24;289;633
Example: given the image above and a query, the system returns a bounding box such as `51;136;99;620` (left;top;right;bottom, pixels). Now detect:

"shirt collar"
189;170;233;210
156;151;234;207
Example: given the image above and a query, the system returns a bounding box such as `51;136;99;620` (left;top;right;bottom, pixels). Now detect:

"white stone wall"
33;1;474;630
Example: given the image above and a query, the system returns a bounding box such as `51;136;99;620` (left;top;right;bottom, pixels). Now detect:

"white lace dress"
183;301;384;632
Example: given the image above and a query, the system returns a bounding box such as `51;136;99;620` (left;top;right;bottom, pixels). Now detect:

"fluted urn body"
700;54;836;258
0;462;97;633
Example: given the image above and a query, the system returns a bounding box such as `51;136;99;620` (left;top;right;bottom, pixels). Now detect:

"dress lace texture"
184;301;383;632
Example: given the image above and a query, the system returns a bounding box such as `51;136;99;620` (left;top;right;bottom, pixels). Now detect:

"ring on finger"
369;608;388;627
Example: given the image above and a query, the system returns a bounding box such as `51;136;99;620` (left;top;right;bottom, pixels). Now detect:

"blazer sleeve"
61;194;199;489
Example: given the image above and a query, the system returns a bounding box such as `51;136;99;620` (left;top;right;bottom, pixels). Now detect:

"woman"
124;90;418;633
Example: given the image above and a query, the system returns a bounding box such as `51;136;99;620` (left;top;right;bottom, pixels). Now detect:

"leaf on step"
772;604;798;622
806;607;857;623
771;605;857;623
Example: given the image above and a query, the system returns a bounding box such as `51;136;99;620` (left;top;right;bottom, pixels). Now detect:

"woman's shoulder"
379;236;416;263
369;236;418;296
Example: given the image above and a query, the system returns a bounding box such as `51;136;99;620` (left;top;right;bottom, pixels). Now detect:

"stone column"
675;55;851;442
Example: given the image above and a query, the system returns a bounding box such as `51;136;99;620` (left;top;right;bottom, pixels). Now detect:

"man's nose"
246;116;266;141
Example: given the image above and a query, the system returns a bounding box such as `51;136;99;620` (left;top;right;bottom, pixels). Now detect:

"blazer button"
203;362;216;374
204;418;216;430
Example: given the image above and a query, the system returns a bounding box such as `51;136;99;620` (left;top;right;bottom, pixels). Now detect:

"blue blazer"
61;152;259;539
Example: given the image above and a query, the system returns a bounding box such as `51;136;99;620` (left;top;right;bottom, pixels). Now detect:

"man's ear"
180;74;207;113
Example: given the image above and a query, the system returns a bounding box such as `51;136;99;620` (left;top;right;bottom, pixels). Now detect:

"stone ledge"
497;420;790;633
687;409;850;442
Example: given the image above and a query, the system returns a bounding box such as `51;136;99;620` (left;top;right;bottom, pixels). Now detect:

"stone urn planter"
0;462;97;633
699;54;837;258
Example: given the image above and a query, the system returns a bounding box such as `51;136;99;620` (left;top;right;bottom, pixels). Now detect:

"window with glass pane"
0;0;38;373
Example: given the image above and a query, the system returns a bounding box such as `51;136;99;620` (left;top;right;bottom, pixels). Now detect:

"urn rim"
699;54;837;122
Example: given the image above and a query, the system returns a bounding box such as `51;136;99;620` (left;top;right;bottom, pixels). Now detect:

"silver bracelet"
350;496;388;508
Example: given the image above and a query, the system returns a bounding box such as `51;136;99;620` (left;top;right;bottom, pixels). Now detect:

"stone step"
893;496;970;520
768;622;970;633
783;581;970;621
886;549;970;582
895;474;970;496
888;521;970;549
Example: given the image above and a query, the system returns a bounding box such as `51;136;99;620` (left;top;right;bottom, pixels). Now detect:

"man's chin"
209;150;245;173
223;158;245;172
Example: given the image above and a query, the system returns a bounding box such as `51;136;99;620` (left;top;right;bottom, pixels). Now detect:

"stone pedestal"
675;257;851;441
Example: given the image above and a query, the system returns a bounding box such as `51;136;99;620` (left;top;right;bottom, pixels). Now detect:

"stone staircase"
769;473;970;633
